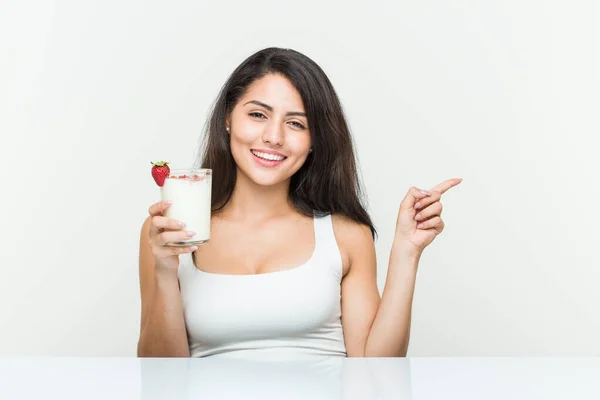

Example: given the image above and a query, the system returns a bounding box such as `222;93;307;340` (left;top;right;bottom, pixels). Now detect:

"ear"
225;113;231;134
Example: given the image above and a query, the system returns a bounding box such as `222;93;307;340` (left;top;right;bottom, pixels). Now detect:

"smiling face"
226;73;312;187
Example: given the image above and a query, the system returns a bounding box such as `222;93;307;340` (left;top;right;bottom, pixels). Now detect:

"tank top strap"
313;213;335;248
313;213;343;280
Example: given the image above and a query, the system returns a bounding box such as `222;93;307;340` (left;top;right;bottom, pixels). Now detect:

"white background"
1;0;598;357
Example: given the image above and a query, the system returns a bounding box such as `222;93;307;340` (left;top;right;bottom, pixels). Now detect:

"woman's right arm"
137;201;197;357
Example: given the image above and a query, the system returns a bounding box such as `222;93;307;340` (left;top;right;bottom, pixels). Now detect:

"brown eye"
289;121;306;129
249;112;266;119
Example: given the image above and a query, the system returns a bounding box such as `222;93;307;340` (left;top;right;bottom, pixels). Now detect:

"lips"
251;149;287;161
250;149;287;167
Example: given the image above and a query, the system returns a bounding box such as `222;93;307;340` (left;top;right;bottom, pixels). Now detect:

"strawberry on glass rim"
151;161;170;187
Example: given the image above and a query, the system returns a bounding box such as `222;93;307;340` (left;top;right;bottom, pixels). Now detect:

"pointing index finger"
430;178;463;195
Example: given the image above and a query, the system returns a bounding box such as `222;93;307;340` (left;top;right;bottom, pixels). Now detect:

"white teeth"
252;150;285;161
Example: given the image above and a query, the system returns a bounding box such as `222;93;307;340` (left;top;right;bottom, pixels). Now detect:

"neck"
220;169;294;221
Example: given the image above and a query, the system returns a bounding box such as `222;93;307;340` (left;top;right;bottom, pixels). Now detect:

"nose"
262;121;284;147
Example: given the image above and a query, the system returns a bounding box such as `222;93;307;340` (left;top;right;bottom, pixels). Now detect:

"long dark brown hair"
196;47;376;238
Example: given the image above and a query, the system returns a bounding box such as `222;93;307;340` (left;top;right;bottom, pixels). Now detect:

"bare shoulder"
331;214;373;244
331;214;375;276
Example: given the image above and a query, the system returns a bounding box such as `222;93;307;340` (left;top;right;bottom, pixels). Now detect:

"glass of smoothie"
160;168;212;246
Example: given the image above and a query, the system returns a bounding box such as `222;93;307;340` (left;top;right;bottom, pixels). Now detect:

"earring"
309;148;313;153
226;127;230;133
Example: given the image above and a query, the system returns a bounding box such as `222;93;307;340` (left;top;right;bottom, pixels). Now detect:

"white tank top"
177;214;347;359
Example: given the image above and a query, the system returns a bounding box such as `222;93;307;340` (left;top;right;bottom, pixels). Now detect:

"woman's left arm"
341;178;462;357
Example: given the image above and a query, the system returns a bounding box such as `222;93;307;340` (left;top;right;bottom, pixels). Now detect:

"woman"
137;47;462;358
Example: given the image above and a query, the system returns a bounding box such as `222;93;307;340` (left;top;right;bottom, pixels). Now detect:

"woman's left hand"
394;178;463;255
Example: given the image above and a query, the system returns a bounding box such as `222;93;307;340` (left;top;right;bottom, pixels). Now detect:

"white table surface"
0;357;599;399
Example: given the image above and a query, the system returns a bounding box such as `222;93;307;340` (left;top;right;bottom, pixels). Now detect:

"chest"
194;216;316;275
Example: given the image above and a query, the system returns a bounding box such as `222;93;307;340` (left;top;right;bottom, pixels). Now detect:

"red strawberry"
151;161;170;187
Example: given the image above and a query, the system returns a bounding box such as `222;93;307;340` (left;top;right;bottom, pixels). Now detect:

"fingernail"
420;190;430;195
186;231;196;237
414;202;421;209
190;246;198;251
414;214;421;221
177;221;186;227
417;223;424;229
164;200;173;205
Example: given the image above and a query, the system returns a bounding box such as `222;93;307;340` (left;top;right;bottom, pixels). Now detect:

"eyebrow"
243;100;306;117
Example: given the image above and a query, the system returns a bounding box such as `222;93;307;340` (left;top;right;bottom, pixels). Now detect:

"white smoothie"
160;170;212;245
